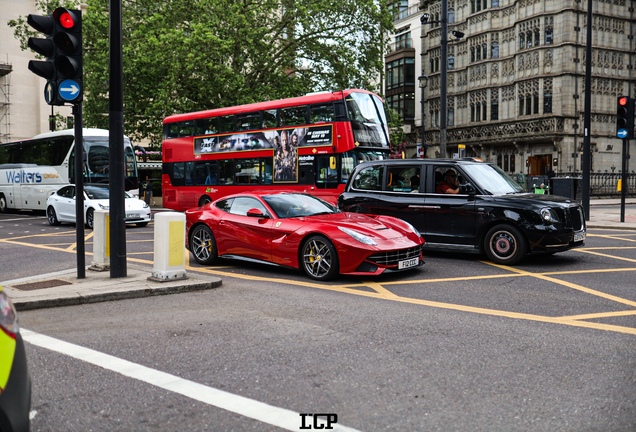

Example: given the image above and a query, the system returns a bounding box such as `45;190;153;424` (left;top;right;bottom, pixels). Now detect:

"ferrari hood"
295;212;409;240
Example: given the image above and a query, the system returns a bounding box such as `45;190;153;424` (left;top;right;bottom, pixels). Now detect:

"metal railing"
512;172;636;198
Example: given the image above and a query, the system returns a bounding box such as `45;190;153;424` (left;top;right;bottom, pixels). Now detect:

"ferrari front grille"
366;245;422;266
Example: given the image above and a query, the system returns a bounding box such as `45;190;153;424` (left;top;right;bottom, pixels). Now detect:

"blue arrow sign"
58;79;81;101
617;129;628;139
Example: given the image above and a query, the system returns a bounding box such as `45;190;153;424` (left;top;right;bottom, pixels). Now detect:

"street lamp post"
418;75;428;158
421;3;464;159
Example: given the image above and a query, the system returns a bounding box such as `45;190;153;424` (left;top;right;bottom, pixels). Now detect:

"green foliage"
387;108;406;157
10;0;393;147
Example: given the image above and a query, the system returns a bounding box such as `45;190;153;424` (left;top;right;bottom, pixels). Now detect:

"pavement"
1;198;634;311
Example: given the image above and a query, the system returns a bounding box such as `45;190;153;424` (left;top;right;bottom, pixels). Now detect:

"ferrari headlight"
338;226;377;246
143;203;149;209
98;203;109;210
403;221;421;238
540;207;559;223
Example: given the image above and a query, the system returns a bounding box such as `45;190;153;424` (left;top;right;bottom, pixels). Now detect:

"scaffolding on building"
0;57;11;143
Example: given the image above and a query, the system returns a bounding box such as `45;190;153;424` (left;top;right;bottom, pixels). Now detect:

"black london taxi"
338;158;586;265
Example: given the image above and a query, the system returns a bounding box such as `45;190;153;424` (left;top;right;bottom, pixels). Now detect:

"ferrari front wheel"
190;224;218;265
301;235;339;281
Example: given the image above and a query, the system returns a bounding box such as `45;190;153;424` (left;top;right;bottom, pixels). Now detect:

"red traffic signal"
616;96;634;139
618;96;628;106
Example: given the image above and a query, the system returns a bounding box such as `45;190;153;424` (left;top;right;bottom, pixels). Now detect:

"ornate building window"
449;55;455;70
492;41;499;58
448;107;455;126
483;43;488;60
518;80;540;116
543;78;553;114
519;19;540;51
471;0;487;14
491;89;499;120
545;17;554;45
470;90;487;122
492;0;499;6
470;47;475;62
449;9;455;23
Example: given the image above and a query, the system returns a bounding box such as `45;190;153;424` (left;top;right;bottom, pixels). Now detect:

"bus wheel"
47;206;61;226
301;235;339;281
190;224;218;265
198;196;212;207
0;194;7;213
86;208;94;229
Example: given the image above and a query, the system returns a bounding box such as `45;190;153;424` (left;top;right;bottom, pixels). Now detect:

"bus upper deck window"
263;109;278;128
167;123;179;139
310;103;334;124
180;120;196;137
197;117;218;136
219;115;235;133
280;106;308;127
236;112;262;131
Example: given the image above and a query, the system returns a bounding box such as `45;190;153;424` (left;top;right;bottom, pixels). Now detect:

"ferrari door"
216;197;274;262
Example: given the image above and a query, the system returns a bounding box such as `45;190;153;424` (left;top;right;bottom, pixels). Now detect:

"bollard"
89;210;110;271
150;212;187;281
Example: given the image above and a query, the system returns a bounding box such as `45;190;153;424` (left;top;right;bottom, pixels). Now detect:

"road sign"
44;81;56;104
617;129;628;139
58;79;80;101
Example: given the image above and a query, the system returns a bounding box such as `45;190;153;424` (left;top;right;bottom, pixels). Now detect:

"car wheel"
199;196;212;207
0;194;7;213
47;206;61;226
301;235;339;281
189;224;218;265
86;208;94;229
484;224;527;265
136;222;149;227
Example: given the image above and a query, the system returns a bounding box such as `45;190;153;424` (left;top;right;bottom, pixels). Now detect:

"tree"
10;0;393;147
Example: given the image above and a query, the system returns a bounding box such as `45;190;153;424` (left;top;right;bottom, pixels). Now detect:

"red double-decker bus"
161;89;391;211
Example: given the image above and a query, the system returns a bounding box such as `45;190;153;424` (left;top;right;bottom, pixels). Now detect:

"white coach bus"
0;128;138;213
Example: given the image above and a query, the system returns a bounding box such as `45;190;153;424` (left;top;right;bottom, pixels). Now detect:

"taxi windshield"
462;163;524;195
263;194;339;219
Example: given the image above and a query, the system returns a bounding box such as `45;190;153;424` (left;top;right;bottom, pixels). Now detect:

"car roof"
355;157;488;168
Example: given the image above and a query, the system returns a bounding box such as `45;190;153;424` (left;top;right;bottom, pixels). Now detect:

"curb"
13;279;222;311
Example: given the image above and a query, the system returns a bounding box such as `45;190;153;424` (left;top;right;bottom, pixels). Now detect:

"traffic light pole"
621;138;629;223
109;0;127;278
73;103;85;278
581;0;593;222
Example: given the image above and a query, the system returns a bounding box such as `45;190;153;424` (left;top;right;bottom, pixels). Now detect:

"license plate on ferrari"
125;213;139;219
574;231;585;242
398;257;418;269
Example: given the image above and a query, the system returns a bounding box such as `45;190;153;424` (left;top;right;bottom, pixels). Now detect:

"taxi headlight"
338;226;377;246
0;290;19;336
540;207;559;223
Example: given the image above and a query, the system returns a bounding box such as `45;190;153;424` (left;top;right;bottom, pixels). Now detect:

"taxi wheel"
301;235;339;281
47;206;61;226
190;224;218;265
85;208;94;229
484;224;527;265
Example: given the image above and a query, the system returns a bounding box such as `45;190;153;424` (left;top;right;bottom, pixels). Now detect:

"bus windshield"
84;137;137;183
341;149;389;184
345;92;389;147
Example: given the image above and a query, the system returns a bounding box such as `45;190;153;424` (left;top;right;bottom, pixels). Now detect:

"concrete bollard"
89;210;110;271
150;212;187;281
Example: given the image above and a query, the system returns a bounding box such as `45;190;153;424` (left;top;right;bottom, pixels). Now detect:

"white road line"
21;329;361;432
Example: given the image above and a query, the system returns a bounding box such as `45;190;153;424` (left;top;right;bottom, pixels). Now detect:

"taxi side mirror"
459;183;476;195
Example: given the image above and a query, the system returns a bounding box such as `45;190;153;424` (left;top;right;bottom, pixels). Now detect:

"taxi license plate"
574;231;585;242
398;257;419;269
125;213;140;219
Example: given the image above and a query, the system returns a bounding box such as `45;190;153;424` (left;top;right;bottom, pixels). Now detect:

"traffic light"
27;8;82;106
616;96;634;140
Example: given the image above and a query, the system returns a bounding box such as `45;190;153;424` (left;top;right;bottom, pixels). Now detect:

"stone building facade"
388;0;635;176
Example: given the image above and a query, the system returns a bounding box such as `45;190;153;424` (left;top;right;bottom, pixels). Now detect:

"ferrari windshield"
263;193;338;219
462;163;524;195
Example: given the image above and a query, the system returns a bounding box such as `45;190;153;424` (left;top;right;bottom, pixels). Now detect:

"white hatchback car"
46;185;151;228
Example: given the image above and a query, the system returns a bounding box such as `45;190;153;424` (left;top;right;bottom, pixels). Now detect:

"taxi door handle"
409;205;440;209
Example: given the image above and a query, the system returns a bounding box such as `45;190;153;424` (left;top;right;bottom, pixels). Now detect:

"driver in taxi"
436;169;460;194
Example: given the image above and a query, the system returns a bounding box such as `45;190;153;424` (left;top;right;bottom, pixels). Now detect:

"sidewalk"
2;263;221;311
587;197;636;230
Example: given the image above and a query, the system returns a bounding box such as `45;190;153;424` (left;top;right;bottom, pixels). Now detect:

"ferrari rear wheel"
301;235;339;281
190;224;218;265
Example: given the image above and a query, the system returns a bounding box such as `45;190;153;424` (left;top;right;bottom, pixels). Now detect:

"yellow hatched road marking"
2;233;636;335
